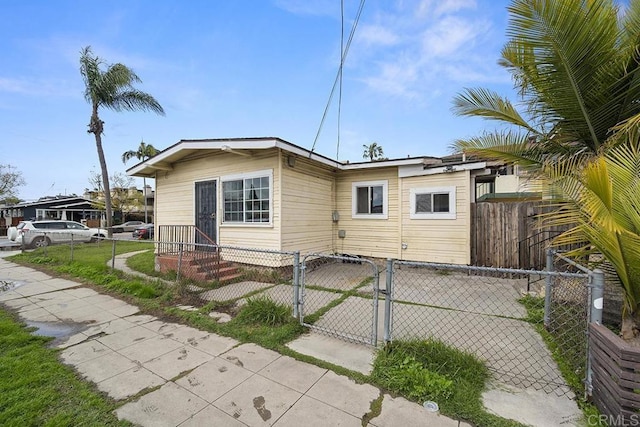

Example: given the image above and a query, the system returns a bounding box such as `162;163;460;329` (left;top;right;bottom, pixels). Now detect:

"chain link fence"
545;251;594;395
13;236;605;398
299;254;380;345
13;230;111;262
149;240;297;308
386;254;595;396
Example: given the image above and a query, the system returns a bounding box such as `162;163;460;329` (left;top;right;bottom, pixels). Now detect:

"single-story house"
1;196;103;226
128;137;505;265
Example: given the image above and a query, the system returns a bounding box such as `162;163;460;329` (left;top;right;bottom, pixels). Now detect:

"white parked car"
8;220;108;249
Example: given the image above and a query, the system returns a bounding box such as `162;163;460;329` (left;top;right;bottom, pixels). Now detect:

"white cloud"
414;0;477;19
274;0;337;17
358;24;400;47
352;1;499;100
0;76;78;97
421;16;486;57
433;0;477;17
361;56;420;98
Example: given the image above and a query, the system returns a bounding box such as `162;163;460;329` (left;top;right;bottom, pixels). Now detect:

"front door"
195;180;217;244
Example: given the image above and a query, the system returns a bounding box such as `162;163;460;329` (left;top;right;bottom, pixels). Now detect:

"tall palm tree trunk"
89;109;113;238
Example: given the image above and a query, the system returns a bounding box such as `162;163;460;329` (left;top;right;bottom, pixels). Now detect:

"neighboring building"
0;196;103;226
83;185;155;222
128;137;531;265
441;153;542;202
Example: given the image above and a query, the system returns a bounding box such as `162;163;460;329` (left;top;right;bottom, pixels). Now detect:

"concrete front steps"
157;252;242;284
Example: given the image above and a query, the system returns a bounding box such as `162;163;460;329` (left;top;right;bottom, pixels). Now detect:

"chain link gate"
299;254;380;346
385;257;595;396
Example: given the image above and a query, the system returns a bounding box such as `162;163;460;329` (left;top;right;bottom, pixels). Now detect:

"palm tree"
450;0;640;337
80;46;164;237
452;0;640;168
363;142;385;161
122;141;158;223
543;139;640;339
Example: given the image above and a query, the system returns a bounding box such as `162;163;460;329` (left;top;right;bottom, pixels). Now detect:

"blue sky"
2;0;516;201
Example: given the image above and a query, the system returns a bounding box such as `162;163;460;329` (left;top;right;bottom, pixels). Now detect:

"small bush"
235;296;292;326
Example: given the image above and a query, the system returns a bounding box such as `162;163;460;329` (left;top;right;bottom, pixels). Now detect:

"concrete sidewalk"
0;254;467;427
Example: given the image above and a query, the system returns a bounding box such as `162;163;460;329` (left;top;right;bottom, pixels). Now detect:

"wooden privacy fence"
471;201;566;270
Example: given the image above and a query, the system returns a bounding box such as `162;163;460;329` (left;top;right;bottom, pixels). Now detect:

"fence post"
176;242;184;282
111;239;116;270
585;268;605;397
590;269;605;325
292;251;300;318
384;258;393;344
371;263;380;346
70;234;74;262
544;248;554;328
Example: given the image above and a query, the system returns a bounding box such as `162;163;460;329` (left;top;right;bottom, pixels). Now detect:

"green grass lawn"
0;309;130;427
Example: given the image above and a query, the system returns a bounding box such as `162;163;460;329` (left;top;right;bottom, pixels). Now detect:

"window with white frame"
410;187;456;219
352;180;388;219
222;170;272;224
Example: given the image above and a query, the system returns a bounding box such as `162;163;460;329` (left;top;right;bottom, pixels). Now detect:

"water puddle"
26;320;88;345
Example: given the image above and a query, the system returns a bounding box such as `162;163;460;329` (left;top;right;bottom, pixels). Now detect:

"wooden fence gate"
470;201;565;270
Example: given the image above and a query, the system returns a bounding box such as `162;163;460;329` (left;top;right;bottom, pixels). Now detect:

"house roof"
48;200;99;210
16;196;94;208
126;136;485;177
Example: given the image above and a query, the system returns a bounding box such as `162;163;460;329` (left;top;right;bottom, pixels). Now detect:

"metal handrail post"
176;242;184;282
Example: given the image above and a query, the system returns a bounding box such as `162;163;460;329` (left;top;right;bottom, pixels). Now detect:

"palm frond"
110;90;165;115
544;141;640;314
452;88;538;133
505;0;623;151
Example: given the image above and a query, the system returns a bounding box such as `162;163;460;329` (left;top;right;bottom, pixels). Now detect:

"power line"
337;0;344;160
310;0;367;156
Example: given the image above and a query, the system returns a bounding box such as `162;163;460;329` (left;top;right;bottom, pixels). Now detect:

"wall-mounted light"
287;155;296;168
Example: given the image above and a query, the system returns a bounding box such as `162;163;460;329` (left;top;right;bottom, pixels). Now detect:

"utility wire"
337;0;344;160
310;0;366;156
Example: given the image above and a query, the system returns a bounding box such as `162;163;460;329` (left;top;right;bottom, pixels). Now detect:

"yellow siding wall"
155;149;281;250
334;168;400;258
155;150;472;264
399;171;471;264
280;155;335;253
